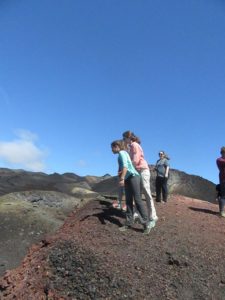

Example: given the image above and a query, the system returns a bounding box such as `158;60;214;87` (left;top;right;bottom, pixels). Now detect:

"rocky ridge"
0;167;220;299
93;167;216;203
0;195;225;299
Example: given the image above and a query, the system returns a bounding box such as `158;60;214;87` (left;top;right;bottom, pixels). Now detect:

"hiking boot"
119;225;130;232
220;211;225;218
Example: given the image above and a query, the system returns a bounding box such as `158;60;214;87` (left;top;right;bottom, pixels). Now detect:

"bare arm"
165;166;169;178
119;167;127;186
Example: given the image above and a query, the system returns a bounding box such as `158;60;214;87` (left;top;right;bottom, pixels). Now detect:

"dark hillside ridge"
0;168;103;197
0;167;216;202
93;167;216;203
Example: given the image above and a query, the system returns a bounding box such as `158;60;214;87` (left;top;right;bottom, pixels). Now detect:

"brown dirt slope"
0;195;225;300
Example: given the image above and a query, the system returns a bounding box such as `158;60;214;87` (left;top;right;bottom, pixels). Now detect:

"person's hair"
122;130;141;144
159;150;170;160
111;140;126;150
220;147;225;155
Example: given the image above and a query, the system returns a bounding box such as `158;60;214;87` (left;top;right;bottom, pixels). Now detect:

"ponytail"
122;130;141;144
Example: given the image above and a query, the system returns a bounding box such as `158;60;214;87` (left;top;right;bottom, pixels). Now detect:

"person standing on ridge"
111;140;151;234
122;131;158;228
216;146;225;217
155;151;170;203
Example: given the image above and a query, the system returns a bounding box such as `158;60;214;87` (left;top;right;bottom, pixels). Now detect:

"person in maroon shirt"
216;146;225;217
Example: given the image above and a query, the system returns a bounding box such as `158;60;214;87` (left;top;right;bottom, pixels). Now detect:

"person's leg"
117;185;124;208
140;169;157;221
129;176;148;225
219;182;225;216
155;176;162;202
124;179;134;226
218;198;225;214
162;177;168;202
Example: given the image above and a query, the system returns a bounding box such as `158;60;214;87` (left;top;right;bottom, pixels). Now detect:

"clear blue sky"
0;0;225;183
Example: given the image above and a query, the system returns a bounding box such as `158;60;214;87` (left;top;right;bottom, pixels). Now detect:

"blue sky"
0;0;225;183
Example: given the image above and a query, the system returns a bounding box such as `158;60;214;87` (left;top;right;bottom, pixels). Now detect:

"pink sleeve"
130;143;141;167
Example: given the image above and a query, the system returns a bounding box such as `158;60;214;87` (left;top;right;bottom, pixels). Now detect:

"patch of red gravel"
1;195;225;299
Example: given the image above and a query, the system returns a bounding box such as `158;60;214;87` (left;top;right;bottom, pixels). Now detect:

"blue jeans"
124;175;148;226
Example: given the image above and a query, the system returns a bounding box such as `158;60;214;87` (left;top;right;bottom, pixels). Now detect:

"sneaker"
122;204;127;211
133;212;140;223
151;216;158;222
220;212;225;218
119;225;130;232
112;201;118;208
112;201;121;209
149;220;156;229
143;224;151;235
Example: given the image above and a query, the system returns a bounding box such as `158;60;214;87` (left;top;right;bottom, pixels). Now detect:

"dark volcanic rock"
0;196;225;299
92;167;216;203
0;168;106;277
0;190;93;276
46;240;135;299
0;166;217;282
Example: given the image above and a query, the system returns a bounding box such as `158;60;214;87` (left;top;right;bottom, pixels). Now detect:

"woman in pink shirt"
122;131;158;227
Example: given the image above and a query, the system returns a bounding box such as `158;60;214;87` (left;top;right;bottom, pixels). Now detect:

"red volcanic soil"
0;195;225;300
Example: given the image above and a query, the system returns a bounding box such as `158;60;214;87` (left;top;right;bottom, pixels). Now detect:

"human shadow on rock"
189;207;218;216
97;200;146;232
81;200;125;226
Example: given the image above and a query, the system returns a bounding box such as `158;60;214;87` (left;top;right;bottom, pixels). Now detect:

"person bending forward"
111;140;151;234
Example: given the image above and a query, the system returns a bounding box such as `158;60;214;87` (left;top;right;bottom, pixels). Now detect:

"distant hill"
93;167;216;203
0;167;216;202
0;168;104;197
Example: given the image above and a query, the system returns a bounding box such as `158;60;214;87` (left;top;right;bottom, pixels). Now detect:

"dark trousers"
124;175;148;226
219;182;225;212
156;176;168;202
